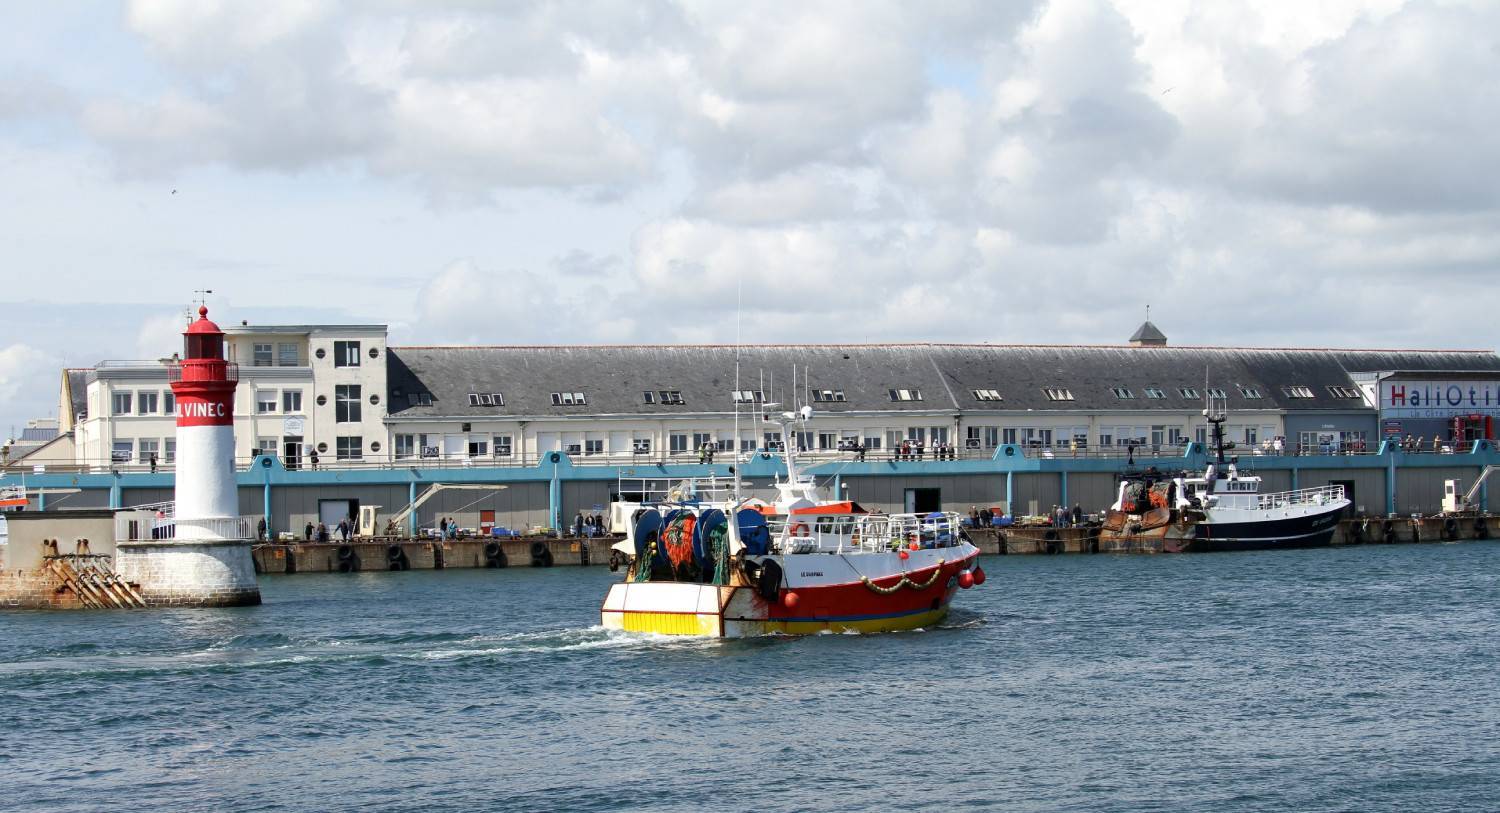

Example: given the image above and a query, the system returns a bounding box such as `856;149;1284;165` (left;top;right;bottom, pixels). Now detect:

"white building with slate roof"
20;320;1500;472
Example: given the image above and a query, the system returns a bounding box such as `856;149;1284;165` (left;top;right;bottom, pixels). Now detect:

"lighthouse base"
115;539;261;607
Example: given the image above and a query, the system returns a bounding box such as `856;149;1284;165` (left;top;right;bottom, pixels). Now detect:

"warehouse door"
319;499;358;530
904;488;941;514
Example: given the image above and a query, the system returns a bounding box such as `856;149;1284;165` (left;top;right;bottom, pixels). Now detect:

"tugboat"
1099;395;1350;552
600;404;984;636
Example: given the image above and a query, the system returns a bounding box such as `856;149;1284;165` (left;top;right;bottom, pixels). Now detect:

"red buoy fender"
972;566;986;586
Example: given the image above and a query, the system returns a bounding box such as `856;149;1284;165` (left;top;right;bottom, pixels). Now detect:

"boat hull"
601;547;980;637
1180;505;1344;552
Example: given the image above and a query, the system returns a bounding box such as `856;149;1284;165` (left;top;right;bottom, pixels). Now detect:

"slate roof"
384;344;1500;419
1129;321;1168;344
66;369;89;420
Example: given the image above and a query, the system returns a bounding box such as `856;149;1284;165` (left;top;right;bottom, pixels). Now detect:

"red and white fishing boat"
601;405;984;636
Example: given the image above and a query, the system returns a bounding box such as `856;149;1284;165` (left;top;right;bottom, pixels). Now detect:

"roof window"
1178;387;1200;399
811;389;846;403
1143;387;1166;399
888;389;923;402
551;392;587;406
1205;388;1227;399
645;390;683;405
972;389;1003;402
407;392;432;407
1043;388;1074;401
1327;385;1361;399
467;392;504;407
1111;387;1135;399
1281;386;1314;399
731;390;764;404
1240;386;1264;399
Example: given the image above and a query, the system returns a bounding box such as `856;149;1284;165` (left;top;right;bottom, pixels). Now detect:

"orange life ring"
790;523;811;537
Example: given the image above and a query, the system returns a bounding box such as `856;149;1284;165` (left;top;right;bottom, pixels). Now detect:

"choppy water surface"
3;542;1499;812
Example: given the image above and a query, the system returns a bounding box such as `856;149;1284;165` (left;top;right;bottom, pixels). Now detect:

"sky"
2;0;1498;438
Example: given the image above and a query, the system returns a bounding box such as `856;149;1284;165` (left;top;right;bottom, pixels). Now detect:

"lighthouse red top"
170;305;237;427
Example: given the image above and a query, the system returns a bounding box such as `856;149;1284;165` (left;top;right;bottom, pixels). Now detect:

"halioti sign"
1380;380;1500;418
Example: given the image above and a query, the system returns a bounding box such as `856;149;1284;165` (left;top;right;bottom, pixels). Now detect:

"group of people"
697;443;716;464
436;517;462;539
892;440;959;461
302;517;350;543
572;511;607;538
1051;504;1085;528
1398;434;1448;454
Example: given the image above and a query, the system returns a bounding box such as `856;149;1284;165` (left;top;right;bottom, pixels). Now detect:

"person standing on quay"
304;521;313;542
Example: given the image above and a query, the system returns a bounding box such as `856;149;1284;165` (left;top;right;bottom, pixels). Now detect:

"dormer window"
1327;385;1361;399
1240;386;1264;399
731;390;764;403
811;389;845;403
552;392;587;406
1281;386;1314;399
972;389;1003;401
1143;387;1166;399
467;392;504;406
654;390;684;405
1178;387;1200;399
1043;388;1074;401
1205;388;1227;399
888;388;923;401
1111;387;1135;399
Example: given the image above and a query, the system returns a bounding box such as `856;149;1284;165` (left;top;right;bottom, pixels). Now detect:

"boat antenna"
732;275;744;501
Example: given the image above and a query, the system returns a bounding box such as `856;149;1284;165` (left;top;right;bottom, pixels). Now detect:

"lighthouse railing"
115;511;254;542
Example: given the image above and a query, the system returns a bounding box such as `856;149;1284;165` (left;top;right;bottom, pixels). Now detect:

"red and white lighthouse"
169;305;240;530
114;305;260;607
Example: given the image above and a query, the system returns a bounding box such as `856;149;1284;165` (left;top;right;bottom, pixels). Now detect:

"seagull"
1161;87;1175;95
171;189;178;194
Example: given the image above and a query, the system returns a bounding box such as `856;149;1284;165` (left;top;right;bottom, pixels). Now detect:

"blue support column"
262;473;272;539
408;480;418;537
109;478;122;509
37;488;46;512
1290;466;1299;491
1060;471;1069;510
832;474;842;500
549;463;562;531
1005;471;1014;516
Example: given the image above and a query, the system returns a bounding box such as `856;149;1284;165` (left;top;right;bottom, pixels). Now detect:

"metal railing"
115;512;254;542
768;511;968;555
1253;484;1346;510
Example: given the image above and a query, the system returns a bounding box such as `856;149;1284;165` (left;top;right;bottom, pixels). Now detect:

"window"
1098;429;1113;447
1178;387;1200;399
930;427;950;445
972;389;1003;401
1002;428;1017;445
1281;386;1315;399
1143;387;1166;399
335;385;362;422
692;432;713;450
863;436;882;450
811;389;845;403
551;392;587;406
1240;386;1265;399
256;390;277;414
164;438;176;463
1043;388;1074;401
253;343;273;367
408;392;433;407
112;392;133;415
642;391;654;404
395;434;415;459
282;390;302;413
732;390;764;403
1205;388;1227;399
493;436;513;458
277;342;299;366
1111;387;1135;399
818;432;837;450
585;439;603;455
657;390;684;405
468;440;488;458
1327;385;1361;399
137;391;159;415
163;391;175;416
333;341;361;367
255;437;277;457
888;388;923;401
632;438;652;454
111;440;133;462
670;433;689;454
468;392;504;406
138;439;159;462
336;436;362;460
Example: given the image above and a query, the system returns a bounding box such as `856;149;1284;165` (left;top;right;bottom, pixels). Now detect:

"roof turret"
1129;320;1167;346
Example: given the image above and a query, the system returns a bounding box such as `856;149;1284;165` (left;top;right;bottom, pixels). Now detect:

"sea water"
3;542;1498;812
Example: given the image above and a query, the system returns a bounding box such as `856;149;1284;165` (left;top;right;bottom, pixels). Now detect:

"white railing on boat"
1253;484;1346;510
767;511;968;555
